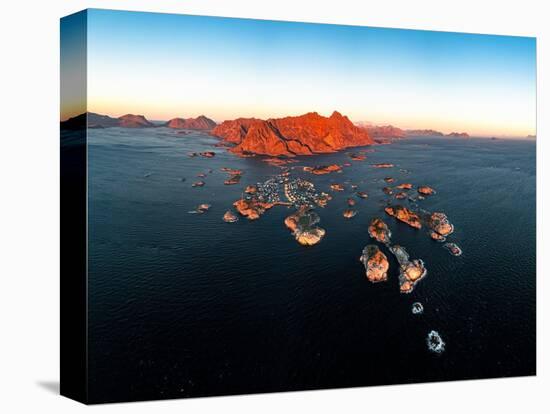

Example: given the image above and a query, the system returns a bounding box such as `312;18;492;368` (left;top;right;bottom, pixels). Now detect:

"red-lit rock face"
384;205;422;229
211;118;261;144
211;111;373;156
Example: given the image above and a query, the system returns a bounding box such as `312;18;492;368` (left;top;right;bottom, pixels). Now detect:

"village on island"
194;156;452;354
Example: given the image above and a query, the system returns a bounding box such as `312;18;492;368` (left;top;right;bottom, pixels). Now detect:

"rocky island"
368;218;392;244
359;245;389;282
428;212;454;238
224;174;242;185
284;206;326;246
427;330;445;353
233;198;275;220
343;209;357;219
211;111;373;157
389;245;427;294
303;164;342;175
222;210;239;223
444;242;463;256
384;205;422;229
199;151;216;158
348;152;367;161
412;302;424;315
417;186;436;196
372;163;394;168
188;203;211;214
220;168;243;185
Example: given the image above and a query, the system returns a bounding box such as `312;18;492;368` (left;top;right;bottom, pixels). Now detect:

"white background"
0;0;547;412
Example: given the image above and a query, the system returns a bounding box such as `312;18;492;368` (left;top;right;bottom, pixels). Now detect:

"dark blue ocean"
87;127;536;403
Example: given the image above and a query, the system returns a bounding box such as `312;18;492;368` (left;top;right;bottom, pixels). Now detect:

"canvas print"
60;9;536;404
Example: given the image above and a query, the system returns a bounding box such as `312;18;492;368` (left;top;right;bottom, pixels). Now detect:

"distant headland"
60;112;217;131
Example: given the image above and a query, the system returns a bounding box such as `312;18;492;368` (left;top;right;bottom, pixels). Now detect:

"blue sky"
65;9;536;136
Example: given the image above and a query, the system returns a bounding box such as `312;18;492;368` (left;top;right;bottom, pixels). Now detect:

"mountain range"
211;111;373;156
61;111;471;156
60;112;217;131
164;116;217;130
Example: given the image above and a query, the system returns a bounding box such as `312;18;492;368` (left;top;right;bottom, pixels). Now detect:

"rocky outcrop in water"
427;330;445;353
372;163;394;168
223;210;239;223
412;302;424;315
233;198;275;220
190;203;211;214
343;209;357;219
348;152;367;161
304;164;342;175
384;205;422;229
200;151;216;158
359;245;389;282
211;111;373;156
389;245;427;293
368;218;392;244
417;186;436;196
224;174;242;185
428;212;454;237
220;168;243;185
284;206;326;246
444;243;462;256
430;231;446;242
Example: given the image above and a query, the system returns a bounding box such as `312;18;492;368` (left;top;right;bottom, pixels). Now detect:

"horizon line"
60;109;536;139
